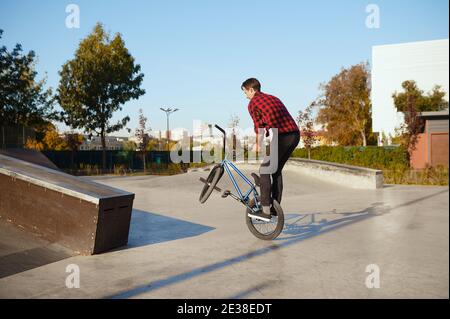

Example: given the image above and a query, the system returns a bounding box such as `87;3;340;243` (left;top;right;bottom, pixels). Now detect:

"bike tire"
199;164;224;204
245;198;284;240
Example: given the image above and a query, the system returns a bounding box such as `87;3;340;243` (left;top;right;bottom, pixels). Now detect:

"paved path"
0;167;448;298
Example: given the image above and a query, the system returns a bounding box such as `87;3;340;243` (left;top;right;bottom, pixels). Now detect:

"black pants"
259;130;300;206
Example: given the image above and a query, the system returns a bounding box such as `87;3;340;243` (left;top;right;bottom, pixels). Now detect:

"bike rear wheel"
246;198;284;240
199;164;224;204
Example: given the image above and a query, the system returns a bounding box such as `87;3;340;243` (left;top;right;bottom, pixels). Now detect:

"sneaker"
270;206;278;216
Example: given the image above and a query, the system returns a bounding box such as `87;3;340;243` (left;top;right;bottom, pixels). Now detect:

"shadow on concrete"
278;202;389;241
103;188;447;299
0;244;73;279
106;202;387;299
0;209;215;278
0;218;75;279
125;209;215;248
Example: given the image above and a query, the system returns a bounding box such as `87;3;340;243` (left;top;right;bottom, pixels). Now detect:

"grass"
383;165;449;186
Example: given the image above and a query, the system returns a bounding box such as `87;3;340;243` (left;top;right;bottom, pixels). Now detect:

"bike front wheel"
199;164;224;204
245;198;284;240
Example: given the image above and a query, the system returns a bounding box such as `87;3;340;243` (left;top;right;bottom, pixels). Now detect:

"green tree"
392;81;448;160
65;132;85;169
57;23;145;169
392;80;448;113
0;30;56;127
316;62;372;146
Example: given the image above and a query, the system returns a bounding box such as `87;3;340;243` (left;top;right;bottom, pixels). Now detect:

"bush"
291;146;448;185
292;146;409;170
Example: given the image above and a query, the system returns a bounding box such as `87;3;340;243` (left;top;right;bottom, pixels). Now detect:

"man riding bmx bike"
241;78;300;220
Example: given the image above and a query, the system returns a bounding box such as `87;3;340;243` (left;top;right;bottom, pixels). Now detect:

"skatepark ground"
0;166;448;298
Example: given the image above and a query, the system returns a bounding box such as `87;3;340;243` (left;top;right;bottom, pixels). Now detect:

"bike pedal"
221;190;231;198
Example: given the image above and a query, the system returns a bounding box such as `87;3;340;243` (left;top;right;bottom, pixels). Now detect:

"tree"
135;108;150;170
25;123;68;151
0;29;56;127
316;62;372;146
123;140;137;151
297;102;317;160
65;133;85;151
57;23;145;170
392;80;448;113
146;139;159;151
392;81;448;159
228;114;240;161
65;132;85;169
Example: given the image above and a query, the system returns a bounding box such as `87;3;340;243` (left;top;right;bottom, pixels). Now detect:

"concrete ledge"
235;158;383;190
287;158;383;189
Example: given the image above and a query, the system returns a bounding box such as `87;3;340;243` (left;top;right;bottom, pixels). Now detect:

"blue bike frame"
214;125;261;213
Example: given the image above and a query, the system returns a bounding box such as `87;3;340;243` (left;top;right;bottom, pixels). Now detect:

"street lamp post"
160;107;179;152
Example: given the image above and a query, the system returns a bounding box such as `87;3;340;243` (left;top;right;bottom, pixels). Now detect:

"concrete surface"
0;166;448;298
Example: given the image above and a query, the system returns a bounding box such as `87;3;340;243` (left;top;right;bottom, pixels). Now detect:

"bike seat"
251;173;261;186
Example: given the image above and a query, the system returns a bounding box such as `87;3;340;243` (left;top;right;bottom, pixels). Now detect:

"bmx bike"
198;124;284;240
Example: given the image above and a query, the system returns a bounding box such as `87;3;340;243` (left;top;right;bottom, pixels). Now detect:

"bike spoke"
251;216;278;235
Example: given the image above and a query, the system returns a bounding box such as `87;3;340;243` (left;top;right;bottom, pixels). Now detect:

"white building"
79;135;129;150
372;39;449;145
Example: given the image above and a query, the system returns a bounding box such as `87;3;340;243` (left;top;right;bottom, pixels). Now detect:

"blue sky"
1;0;448;136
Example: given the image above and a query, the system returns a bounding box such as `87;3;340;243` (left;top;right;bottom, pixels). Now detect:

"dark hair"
241;78;261;92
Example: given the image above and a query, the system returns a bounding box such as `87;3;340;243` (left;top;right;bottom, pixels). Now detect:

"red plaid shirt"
248;92;299;135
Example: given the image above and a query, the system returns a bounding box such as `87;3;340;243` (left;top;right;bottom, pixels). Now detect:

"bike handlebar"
214;124;225;135
214;124;226;157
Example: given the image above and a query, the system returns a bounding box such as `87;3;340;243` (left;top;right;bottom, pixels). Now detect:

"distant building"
79;135;129;151
372;39;449;145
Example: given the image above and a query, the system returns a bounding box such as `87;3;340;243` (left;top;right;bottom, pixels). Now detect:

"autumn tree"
57;23;145;169
123;140;137;151
316;62;372;146
25;123;67;151
297;102;317;160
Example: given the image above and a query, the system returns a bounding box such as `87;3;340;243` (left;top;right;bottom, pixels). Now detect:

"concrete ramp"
0;148;60;171
0;153;135;255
